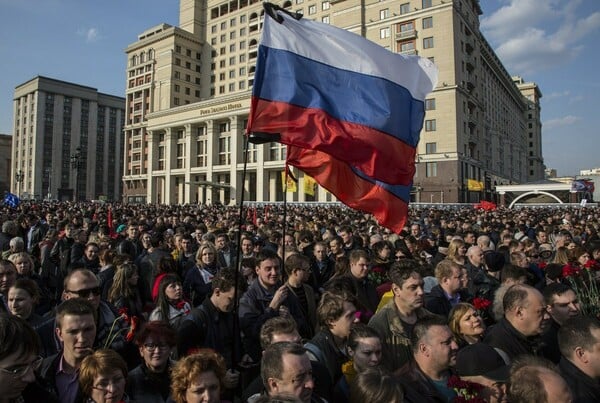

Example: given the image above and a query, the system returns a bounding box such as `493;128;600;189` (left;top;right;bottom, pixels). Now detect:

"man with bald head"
465;245;485;295
484;284;550;363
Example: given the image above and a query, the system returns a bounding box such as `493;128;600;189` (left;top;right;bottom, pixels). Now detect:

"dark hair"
56;298;97;329
349;249;369;265
259;316;298;350
255;249;281;268
558;316;600;359
410;316;448;353
211;267;245;294
284;253;310;276
134;320;176;348
388;259;421;288
500;264;529;283
156;274;182;322
317;291;355;330
261;342;307;392
0;314;40;360
349;368;404;403
11;277;41;303
542;283;574;305
348;323;381;351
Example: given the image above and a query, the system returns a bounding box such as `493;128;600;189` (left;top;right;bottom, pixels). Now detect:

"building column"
499;191;506;207
164;127;173;204
146;130;156;203
229;115;240;205
184;124;192;204
205;120;214;204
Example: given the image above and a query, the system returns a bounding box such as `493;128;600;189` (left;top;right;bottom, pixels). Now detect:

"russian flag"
247;7;438;186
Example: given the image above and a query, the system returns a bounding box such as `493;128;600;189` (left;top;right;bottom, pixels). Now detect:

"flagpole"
282;159;289;272
232;133;250;372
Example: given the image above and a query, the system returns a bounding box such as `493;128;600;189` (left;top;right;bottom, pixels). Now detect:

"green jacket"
368;300;435;371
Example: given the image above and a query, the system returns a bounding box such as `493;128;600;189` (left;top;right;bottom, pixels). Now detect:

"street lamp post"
70;147;81;202
15;170;24;198
45;168;52;200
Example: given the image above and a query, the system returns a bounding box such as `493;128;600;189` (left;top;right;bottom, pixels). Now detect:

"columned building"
12;76;125;201
122;0;543;205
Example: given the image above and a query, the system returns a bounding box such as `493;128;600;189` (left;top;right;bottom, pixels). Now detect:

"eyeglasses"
93;375;125;391
143;343;171;351
66;286;101;298
0;356;43;378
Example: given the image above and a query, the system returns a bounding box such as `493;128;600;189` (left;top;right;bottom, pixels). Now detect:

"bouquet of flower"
103;308;139;348
447;375;486;403
368;266;388;287
563;261;600;317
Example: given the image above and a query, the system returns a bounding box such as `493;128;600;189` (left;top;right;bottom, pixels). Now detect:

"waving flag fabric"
247;4;438;232
247;8;438;186
3;192;20;208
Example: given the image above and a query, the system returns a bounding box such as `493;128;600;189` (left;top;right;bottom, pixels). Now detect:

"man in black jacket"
483;284;550;363
425;259;463;317
37;299;96;403
558;316;600;403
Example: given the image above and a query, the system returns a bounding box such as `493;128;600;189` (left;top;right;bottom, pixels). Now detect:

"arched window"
140;51;145;63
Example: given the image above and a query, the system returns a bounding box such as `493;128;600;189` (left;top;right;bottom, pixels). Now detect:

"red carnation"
126;316;139;342
562;264;582;278
472;297;491;311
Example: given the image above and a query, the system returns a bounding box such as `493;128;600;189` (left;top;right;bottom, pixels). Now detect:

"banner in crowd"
467;179;484;191
247;4;438;232
303;175;316;196
571;179;595;193
3;192;20;208
281;169;297;192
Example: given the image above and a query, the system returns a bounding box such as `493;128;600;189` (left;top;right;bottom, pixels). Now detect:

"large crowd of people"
0;200;599;402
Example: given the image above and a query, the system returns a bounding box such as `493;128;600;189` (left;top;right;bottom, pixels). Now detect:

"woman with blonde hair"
184;242;221;306
170;349;227;403
448;302;486;347
446;238;467;266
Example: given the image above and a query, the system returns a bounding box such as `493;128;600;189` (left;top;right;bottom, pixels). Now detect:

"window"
426;162;438;177
380;9;389;19
296;0;303;3
423;17;433;29
174;84;180;92
400;3;410;14
322;15;330;23
229;70;235;78
422;0;432;8
211;37;217;45
230;17;236;27
230;44;236;52
211;25;217;33
425;142;437;154
229;83;235;91
230;56;236;65
398;40;414;52
308;4;316;14
230;31;236;40
425;98;436;110
240;66;246;75
174;97;180;106
239;81;246;90
425;119;436;131
220;34;226;43
239;54;246;63
220;22;226;30
322;1;330;10
174;71;180;79
240;14;246;23
175;45;181;53
240;27;246;36
240;40;246;49
380;27;390;39
220;60;226;68
423;37;434;49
